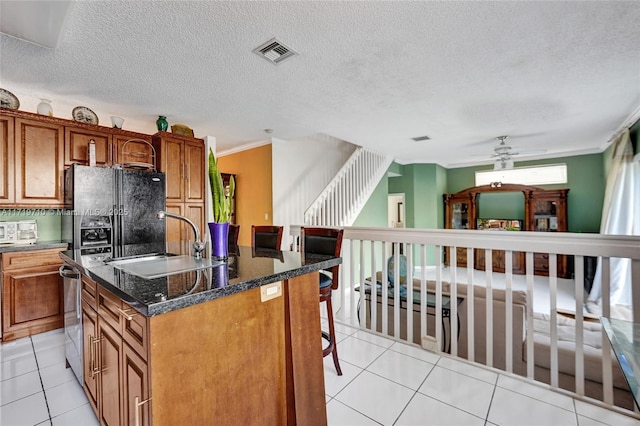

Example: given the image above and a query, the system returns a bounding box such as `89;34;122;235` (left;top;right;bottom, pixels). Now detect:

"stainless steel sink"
107;252;179;266
107;253;224;279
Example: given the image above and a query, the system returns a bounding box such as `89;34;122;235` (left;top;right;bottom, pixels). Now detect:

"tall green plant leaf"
208;148;232;223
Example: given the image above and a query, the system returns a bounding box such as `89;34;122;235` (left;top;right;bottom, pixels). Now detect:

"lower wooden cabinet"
78;270;326;425
475;249;525;274
1;248;65;341
82;278;150;426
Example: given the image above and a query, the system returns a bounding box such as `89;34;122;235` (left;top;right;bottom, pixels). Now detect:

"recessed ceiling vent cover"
412;135;431;142
253;38;298;65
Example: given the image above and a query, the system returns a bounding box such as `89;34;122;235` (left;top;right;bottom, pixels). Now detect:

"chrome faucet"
156;211;206;259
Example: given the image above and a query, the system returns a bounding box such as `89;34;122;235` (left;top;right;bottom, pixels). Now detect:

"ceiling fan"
489;135;546;170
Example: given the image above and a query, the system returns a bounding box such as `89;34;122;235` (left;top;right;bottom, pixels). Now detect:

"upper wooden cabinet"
114;134;154;167
153;132;205;204
0;115;14;204
153;132;206;245
444;183;570;277
15;117;65;206
0;108;174;208
64;126;112;166
65;126;155;168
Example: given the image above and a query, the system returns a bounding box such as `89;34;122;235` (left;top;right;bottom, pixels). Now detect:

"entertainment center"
443;183;570;278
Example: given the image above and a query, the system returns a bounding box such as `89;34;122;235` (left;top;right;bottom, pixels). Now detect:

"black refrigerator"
61;164;166;384
62;164;167;258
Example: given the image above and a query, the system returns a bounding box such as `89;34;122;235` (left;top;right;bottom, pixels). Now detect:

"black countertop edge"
0;240;68;253
144;258;341;316
60;251;341;317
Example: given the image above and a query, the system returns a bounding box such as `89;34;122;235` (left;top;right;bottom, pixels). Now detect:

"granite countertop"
0;240;69;253
60;245;341;317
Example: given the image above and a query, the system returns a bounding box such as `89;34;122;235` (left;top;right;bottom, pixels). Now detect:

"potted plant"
208;148;235;259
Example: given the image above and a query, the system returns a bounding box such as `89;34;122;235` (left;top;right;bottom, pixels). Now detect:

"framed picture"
537;218;548;231
549;217;558;230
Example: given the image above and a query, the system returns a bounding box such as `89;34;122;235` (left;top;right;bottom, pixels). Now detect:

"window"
475;164;568;186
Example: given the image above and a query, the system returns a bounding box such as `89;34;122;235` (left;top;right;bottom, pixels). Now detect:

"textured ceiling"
1;1;639;167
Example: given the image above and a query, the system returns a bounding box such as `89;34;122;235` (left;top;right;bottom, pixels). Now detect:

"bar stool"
228;224;240;246
251;225;283;250
227;224;240;255
301;227;344;376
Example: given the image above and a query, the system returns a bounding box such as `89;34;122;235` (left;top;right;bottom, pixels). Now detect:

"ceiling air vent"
412;135;431;142
253;38;298;65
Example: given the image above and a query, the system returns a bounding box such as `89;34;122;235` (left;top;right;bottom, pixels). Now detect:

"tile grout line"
30;337;53;424
390;355;439;425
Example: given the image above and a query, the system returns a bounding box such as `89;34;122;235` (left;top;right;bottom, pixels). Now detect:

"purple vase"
208;222;229;260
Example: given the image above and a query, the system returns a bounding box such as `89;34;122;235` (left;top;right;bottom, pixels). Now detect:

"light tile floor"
2;325;639;425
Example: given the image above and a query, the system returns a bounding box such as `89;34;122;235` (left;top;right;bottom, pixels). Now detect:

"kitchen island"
61;245;340;426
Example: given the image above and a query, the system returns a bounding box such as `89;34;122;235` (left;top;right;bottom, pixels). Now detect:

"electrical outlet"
260;281;282;302
264;213;269;220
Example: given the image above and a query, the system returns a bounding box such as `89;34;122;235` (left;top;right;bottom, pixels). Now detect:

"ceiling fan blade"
510;149;547;156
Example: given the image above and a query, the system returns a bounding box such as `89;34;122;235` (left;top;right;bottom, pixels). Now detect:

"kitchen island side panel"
285;271;328;426
148;283;288;425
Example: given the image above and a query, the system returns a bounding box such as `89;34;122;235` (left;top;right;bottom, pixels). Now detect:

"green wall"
446;153;605;233
352;173;389;227
356;153;606;233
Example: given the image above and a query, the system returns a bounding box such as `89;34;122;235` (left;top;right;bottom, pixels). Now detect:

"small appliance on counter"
17;220;38;243
0;220;37;244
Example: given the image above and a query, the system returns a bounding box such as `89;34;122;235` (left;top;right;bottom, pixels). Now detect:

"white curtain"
588;129;639;308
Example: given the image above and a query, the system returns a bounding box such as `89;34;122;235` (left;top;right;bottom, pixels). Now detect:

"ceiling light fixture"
494;158;514;171
492;135;514;170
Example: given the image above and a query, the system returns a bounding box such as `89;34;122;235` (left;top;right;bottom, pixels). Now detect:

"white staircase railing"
304;147;392;227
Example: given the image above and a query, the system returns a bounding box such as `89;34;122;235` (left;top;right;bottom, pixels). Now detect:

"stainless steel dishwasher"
60;263;83;384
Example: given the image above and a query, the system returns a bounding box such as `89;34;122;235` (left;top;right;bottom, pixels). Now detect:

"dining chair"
251;225;283;250
300;226;344;376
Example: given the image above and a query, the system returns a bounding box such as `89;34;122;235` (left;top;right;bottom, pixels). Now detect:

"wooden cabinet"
114;135;154;167
14;118;65;206
72;265;328;425
0;115;14;204
81;278;150;426
65;126;113;166
153;132;206;244
528;189;569;277
65;127;157;169
475;248;526;275
1;248;65;341
444;184;569;277
1;108;170;209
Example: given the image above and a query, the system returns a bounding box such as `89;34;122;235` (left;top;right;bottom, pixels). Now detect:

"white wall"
272;133;357;248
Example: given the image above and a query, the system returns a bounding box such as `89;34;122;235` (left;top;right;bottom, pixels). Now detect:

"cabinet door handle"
117;307;135;321
135;396;152;426
91;335;103;376
89;334;95;377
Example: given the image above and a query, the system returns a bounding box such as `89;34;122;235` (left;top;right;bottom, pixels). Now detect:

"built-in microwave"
0;221;18;243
